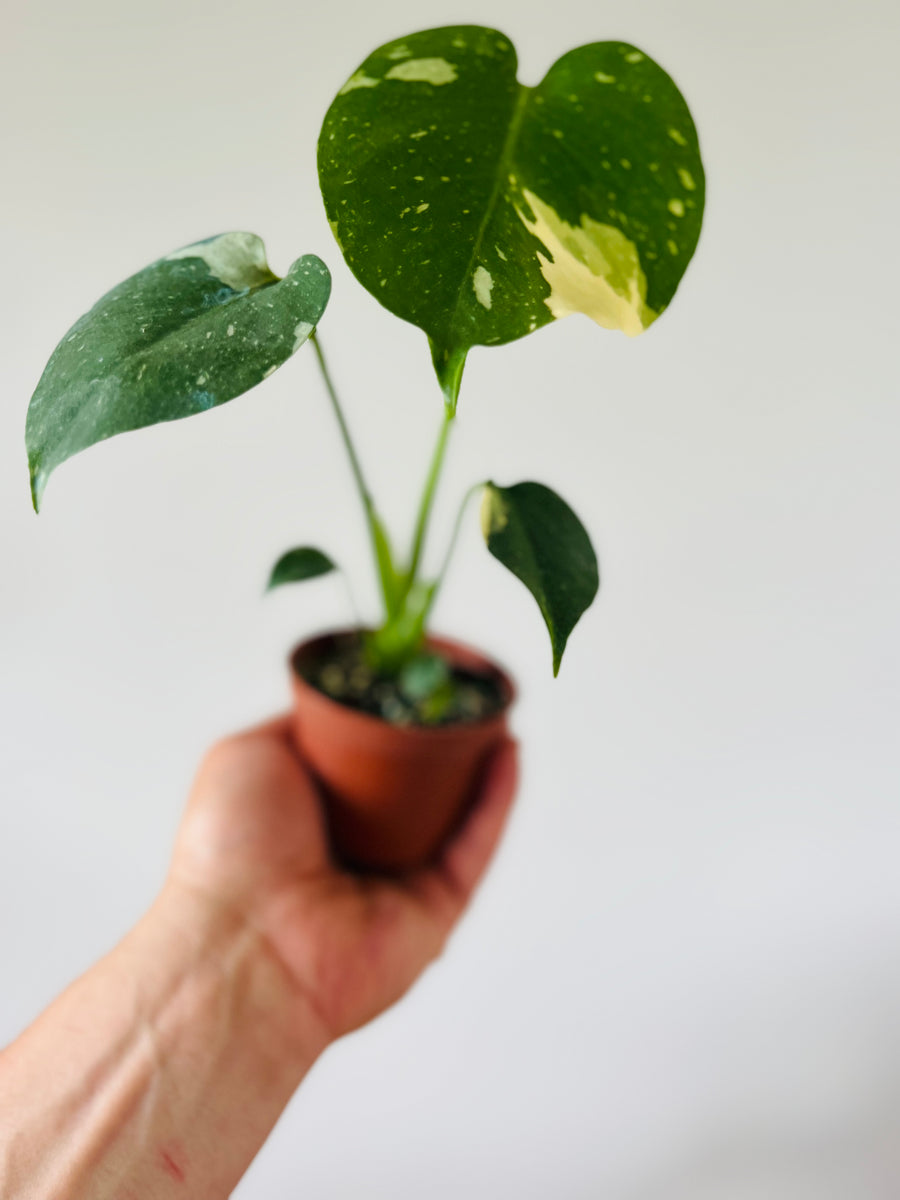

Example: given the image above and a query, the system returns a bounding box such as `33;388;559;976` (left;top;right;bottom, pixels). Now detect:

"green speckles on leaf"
26;236;331;510
385;57;458;85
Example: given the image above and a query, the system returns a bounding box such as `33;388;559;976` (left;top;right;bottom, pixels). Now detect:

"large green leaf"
319;26;704;406
481;481;599;675
26;233;331;510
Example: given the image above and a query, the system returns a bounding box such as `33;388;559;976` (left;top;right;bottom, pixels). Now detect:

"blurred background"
2;0;899;1194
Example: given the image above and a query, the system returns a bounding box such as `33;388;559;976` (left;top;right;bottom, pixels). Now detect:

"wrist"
0;881;331;1200
140;878;333;1071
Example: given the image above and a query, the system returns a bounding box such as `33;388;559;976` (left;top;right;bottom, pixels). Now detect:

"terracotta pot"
289;630;515;872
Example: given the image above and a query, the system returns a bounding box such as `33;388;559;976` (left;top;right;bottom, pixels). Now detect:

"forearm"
0;884;329;1199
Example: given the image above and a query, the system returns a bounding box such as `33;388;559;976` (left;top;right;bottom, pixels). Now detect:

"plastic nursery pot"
289;630;515;873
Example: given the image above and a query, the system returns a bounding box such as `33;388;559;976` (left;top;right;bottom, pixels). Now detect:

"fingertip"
243;712;297;742
224;713;304;763
428;736;520;908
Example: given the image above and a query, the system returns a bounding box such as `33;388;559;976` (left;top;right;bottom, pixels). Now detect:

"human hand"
0;717;516;1197
165;715;518;1042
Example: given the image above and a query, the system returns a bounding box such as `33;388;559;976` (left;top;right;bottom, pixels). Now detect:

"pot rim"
289;627;516;736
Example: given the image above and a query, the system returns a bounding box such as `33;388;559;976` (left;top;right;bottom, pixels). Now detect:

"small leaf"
481;481;599;675
26;233;332;510
266;547;337;591
319;26;704;406
398;652;450;702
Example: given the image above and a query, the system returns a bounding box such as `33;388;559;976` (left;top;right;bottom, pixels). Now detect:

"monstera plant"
26;26;704;867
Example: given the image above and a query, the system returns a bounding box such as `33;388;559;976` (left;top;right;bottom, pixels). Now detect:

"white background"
2;0;900;1195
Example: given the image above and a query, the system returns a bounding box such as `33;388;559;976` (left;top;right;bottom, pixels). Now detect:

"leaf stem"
310;331;373;523
309;331;396;618
438;482;483;591
405;404;455;594
420;481;483;626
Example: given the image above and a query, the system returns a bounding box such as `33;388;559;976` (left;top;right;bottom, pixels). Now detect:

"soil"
297;634;507;728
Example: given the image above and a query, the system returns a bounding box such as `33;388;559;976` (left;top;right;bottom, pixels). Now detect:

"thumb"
409;738;519;930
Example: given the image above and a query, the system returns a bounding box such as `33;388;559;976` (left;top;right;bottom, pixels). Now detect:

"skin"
0;715;518;1198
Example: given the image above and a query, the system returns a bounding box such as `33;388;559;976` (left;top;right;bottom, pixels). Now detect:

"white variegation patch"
480;485;508;539
292;321;314;353
473;266;493;309
166;232;274;292
514;189;656;337
385;58;457;85
339;70;380;94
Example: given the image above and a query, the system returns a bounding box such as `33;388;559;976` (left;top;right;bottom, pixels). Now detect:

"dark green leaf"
319;26;704;406
481;481;599;675
266;546;337;591
27;233;332;510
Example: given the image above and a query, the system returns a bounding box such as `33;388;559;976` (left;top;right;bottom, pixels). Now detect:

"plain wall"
2;0;899;1194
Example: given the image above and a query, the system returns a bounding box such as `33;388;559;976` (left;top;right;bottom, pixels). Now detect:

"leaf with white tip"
26;233;331;510
266;547;337;591
481;481;599;675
